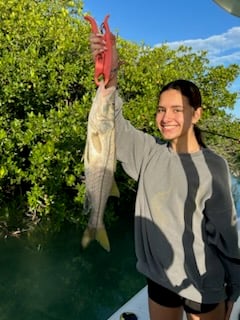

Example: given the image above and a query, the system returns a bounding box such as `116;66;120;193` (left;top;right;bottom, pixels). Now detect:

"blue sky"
83;0;240;118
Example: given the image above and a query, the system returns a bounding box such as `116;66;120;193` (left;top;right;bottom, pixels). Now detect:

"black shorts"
147;278;219;314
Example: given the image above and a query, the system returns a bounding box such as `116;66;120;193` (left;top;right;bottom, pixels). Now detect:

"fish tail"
96;227;110;252
81;226;110;252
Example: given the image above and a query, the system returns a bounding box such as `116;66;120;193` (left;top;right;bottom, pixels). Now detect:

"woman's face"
156;89;201;143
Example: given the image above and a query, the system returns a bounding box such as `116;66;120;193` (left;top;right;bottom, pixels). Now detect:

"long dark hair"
159;79;206;148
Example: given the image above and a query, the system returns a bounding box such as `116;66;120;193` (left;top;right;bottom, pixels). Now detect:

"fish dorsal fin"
91;132;102;153
110;178;120;198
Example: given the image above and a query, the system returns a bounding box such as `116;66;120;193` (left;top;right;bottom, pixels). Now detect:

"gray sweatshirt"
96;85;240;303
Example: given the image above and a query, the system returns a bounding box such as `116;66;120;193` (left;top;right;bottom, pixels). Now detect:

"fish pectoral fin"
96;227;110;252
83;194;91;215
81;226;110;252
110;178;120;198
91;132;102;153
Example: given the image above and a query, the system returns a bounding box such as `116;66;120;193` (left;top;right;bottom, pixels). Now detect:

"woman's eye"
156;107;165;113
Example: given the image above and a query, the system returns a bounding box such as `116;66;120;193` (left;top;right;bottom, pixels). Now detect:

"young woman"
89;33;240;320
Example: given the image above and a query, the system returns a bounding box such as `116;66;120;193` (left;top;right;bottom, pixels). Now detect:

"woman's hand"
89;32;119;88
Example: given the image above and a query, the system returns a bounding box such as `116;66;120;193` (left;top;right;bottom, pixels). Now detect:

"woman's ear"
192;107;202;124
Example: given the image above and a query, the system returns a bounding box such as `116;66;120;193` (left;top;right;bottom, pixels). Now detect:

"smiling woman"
155;80;204;153
87;29;240;319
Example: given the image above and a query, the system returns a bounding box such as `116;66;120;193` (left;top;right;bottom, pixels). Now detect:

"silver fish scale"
85;165;115;228
82;86;118;251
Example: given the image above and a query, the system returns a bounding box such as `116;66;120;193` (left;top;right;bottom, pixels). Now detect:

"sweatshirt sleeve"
204;155;240;301
114;91;157;181
93;84;157;181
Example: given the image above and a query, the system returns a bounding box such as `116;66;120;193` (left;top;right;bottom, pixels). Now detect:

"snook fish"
81;84;120;252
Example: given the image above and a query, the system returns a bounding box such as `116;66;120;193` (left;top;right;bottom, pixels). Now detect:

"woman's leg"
148;297;184;320
147;278;184;320
186;301;226;320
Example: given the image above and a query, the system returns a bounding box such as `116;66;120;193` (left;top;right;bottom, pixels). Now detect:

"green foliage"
117;40;240;140
0;0;239;236
0;0;94;234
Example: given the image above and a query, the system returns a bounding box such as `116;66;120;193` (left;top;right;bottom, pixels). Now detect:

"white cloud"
156;26;240;66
